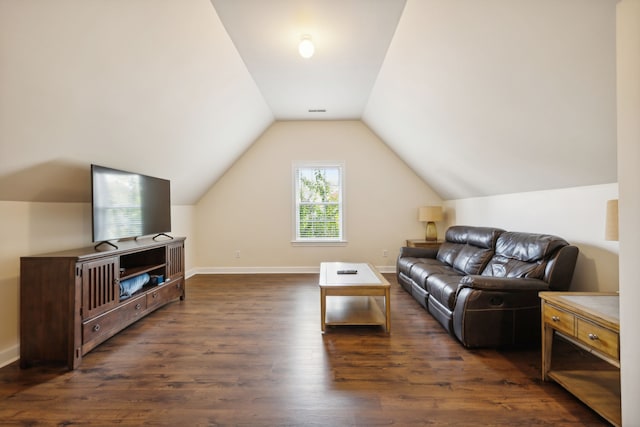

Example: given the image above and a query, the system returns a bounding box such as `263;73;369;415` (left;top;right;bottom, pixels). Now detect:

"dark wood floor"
0;274;607;426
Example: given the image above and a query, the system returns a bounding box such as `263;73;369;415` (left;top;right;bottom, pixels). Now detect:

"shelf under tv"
120;264;166;281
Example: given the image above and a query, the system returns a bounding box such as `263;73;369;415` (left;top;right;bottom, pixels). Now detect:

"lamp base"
425;221;437;241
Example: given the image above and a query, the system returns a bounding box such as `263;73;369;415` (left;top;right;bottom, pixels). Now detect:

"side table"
539;291;620;426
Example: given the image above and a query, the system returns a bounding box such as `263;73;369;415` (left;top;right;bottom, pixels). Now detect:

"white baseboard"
0;344;19;369
185;268;199;279
191;265;397;275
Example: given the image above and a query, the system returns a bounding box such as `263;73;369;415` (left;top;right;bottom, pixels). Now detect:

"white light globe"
299;36;314;59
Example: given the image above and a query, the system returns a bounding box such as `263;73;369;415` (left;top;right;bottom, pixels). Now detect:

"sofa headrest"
445;226;469;244
445;225;504;249
495;232;569;262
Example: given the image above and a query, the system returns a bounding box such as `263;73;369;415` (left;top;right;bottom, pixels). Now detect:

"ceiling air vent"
308;109;326;113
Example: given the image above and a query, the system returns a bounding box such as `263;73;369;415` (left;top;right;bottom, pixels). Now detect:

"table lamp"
419;206;443;241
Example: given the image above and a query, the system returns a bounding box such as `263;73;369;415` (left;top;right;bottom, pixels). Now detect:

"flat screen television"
91;164;171;245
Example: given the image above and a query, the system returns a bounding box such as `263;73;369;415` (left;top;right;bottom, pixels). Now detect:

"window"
293;162;345;244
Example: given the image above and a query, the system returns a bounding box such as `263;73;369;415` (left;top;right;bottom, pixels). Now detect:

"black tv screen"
91;164;171;243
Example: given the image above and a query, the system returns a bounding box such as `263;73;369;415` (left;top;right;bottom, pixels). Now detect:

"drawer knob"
135;303;141;310
93;324;101;332
152;293;158;299
551;316;560;322
588;333;599;341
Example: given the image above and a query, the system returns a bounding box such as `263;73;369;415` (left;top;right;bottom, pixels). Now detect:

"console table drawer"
576;318;619;359
543;304;574;335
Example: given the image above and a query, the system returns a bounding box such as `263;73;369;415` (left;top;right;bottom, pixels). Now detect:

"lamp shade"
418;206;443;222
605;199;619;241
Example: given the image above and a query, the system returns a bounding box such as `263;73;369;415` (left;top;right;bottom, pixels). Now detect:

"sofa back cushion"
436;227;468;266
452;245;494;275
436;226;504;274
482;232;569;279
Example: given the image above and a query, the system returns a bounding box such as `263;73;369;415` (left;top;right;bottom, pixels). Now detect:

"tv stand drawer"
82;294;147;354
147;279;184;310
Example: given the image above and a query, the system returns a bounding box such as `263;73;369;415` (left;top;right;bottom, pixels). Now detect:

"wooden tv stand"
20;237;185;370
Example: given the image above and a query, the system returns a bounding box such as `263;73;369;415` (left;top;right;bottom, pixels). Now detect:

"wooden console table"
539;292;620;426
406;239;442;249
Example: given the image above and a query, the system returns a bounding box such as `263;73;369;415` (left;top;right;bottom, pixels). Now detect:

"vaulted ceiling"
211;0;407;120
0;0;618;205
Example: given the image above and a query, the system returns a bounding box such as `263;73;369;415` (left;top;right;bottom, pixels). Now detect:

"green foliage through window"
295;165;343;240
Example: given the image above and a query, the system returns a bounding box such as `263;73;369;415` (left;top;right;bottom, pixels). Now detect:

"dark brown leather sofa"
397;225;579;348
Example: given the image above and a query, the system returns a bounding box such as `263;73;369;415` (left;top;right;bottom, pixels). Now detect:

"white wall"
0;201;195;368
0;202;90;366
194;120;442;272
445;184;619;292
617;0;640;423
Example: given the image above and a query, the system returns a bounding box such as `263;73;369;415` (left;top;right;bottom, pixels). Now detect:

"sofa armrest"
459;275;550;292
399;246;438;259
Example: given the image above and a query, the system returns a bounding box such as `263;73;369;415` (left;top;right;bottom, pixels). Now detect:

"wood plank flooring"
0;274;608;426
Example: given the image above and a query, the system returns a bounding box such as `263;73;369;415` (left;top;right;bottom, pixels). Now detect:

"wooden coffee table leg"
385;287;391;333
320;288;326;332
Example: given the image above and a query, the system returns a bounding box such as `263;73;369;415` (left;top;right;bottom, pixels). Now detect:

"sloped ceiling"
363;0;618;200
0;0;273;205
0;0;618;205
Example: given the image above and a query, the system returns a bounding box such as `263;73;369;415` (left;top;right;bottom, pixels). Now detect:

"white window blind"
293;163;344;242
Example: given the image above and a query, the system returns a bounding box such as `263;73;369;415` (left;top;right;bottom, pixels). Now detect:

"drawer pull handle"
551;316;560;322
152;293;158;299
93;324;101;332
135;303;141;310
588;333;599;341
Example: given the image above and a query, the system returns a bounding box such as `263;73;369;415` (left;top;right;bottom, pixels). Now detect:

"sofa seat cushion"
397;257;426;277
409;260;457;291
426;274;462;310
481;255;544;279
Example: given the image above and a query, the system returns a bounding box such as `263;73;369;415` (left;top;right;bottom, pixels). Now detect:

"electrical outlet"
235;250;241;258
382;249;388;258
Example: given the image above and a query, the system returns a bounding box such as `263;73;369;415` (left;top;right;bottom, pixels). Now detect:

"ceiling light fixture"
298;35;315;59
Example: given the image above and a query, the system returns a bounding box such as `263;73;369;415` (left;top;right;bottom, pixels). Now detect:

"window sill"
291;240;348;247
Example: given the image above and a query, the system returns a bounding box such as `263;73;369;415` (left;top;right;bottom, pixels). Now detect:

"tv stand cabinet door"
20;257;79;369
81;257;120;320
166;242;184;278
166;242;185;298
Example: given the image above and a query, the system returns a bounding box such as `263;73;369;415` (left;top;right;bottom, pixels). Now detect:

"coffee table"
318;262;391;333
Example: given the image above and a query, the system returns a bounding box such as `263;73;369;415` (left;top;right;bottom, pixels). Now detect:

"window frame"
291;161;347;246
